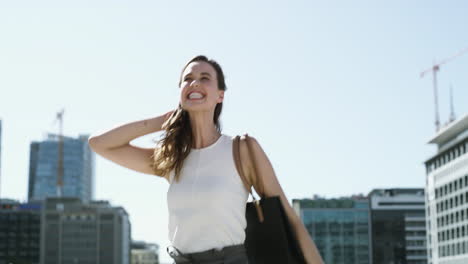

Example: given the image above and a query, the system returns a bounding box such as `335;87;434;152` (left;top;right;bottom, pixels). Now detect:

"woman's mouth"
187;92;205;100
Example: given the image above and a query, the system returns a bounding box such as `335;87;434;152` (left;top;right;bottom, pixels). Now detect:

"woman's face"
179;61;224;112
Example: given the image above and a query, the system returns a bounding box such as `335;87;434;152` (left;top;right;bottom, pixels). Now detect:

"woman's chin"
181;101;213;112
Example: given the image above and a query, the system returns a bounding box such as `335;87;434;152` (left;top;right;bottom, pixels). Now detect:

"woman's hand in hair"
87;111;178;177
161;109;178;129
163;109;176;121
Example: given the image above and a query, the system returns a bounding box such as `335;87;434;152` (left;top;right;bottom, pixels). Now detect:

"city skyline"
1;1;468;263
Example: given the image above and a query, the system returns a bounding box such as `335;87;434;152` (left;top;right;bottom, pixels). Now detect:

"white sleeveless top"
166;134;249;253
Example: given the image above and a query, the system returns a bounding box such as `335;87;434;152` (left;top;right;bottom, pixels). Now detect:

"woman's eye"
184;77;208;81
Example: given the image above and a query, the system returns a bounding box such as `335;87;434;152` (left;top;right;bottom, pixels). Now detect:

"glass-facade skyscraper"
28;134;95;202
293;195;371;264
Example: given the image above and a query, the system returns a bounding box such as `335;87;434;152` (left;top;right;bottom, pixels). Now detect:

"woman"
88;55;323;264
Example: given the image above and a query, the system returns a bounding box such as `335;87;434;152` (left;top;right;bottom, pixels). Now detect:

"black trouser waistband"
167;244;246;263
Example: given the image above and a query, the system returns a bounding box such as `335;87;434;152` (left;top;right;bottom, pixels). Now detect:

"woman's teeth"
188;92;204;99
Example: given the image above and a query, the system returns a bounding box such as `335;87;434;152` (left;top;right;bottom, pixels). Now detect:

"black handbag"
232;134;307;264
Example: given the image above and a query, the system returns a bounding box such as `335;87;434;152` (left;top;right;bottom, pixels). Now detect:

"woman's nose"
191;80;200;87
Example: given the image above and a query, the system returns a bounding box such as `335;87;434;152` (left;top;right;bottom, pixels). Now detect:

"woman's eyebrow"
184;72;212;78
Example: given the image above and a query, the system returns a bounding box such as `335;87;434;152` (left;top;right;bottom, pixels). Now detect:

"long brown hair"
151;55;227;182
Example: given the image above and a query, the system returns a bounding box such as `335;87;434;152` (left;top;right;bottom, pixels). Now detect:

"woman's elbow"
88;136;101;151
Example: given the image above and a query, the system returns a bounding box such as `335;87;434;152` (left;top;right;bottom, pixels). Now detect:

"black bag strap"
233;134;265;222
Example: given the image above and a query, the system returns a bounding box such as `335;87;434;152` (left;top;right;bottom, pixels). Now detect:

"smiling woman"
88;55;323;264
151;56;227;182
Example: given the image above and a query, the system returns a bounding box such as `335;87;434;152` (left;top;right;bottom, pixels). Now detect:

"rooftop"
428;113;468;147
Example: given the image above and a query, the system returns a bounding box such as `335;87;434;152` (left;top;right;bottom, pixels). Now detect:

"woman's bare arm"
242;136;324;264
88;110;174;179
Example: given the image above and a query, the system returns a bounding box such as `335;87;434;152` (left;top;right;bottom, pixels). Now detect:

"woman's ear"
217;90;225;103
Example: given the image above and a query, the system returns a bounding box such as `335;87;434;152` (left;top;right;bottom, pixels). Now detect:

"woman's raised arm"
88;110;174;179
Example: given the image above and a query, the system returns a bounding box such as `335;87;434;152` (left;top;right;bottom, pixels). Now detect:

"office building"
293;195;371;264
41;197;131;264
28;134;95;202
131;240;160;264
0;119;2;198
369;188;427;264
0;198;41;264
425;114;468;264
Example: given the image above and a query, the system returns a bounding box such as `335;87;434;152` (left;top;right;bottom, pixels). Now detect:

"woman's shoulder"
227;133;257;144
229;133;257;186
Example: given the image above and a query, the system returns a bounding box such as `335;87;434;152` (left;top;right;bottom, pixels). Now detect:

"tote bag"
232;134;307;264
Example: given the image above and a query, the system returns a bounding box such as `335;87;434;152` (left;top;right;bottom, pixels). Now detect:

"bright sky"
1;1;468;263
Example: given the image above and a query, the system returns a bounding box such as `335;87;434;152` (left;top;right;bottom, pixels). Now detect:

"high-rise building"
425;113;468;264
40;197;131;264
293;195;371;264
28;134;95;202
0;198;42;264
369;188;427;264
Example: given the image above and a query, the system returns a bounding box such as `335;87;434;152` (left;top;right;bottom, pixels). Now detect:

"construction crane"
420;46;468;132
54;109;65;197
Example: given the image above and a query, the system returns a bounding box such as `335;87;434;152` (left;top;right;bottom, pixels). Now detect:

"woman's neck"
188;111;221;149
